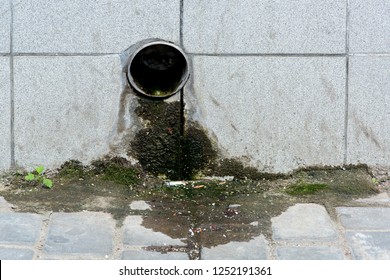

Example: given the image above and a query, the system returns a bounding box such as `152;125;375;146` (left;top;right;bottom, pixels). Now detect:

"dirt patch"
0;161;381;251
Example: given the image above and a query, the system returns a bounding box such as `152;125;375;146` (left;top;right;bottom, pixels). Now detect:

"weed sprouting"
25;166;53;189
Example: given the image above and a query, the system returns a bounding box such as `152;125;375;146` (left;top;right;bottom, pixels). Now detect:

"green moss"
57;160;86;179
101;165;138;185
57;158;139;186
91;157;139;186
286;180;328;195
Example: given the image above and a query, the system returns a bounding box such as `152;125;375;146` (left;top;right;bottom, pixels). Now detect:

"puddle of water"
0;164;381;259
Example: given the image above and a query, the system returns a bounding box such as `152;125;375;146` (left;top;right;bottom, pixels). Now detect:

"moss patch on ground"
285;180;328;195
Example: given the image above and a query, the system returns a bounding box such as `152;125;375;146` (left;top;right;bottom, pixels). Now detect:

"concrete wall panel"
13;0;180;53
188;56;346;173
347;56;390;166
14;55;123;168
349;0;390;53
183;0;346;54
0;0;10;53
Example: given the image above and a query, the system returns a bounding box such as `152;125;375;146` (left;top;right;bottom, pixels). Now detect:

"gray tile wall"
0;0;389;173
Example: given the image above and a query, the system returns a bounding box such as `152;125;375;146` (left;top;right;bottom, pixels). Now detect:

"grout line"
179;0;184;48
188;52;347;57
179;0;185;180
349;53;390;56
12;52;120;56
34;213;52;260
343;0;351;165
9;0;15;167
178;89;185;180
344;57;349;165
6;52;390;57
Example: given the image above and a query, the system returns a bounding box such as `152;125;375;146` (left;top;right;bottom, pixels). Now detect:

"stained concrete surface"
1;167;389;260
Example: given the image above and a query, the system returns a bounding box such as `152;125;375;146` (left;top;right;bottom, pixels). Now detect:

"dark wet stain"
130;98;216;180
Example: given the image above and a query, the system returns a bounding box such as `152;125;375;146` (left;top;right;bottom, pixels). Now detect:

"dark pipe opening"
127;41;189;98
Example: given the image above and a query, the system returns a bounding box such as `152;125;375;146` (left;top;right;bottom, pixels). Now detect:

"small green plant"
25;165;53;189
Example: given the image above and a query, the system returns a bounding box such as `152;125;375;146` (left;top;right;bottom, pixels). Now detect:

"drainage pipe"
126;40;190;98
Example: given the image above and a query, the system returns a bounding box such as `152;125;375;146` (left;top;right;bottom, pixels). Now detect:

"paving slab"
0;0;10;53
188;56;345;173
183;0;345;54
271;204;338;241
347;56;390;167
349;0;390;53
355;193;390;205
201;235;269;260
275;246;345;260
336;207;390;230
13;55;122;169
0;213;42;245
122;216;186;246
13;0;179;53
0;196;14;212
0;247;35;260
122;250;189;260
44;212;114;256
0;57;11;170
129;200;152;211
346;231;390;260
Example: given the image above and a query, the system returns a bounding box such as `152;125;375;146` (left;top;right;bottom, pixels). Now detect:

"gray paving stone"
347;56;390;167
183;0;345;54
122;250;189;260
129;200;152;211
355;193;390;205
187;56;345;173
0;0;10;53
0;247;35;260
201;235;269;260
346;231;390;260
336;207;390;230
271;204;337;241
0;196;15;212
275;246;345;260
0;213;42;245
349;0;390;52
122;216;186;246
13;55;122;169
13;0;179;53
0;57;11;170
44;212;114;256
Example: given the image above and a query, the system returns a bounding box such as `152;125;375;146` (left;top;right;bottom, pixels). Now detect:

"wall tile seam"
349;53;390;57
9;0;14;168
11;53;121;56
179;0;184;48
343;0;351;165
7;53;390;57
187;53;347;57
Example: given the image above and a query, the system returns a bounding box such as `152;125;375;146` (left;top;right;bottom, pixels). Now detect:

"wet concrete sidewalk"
1;193;390;260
